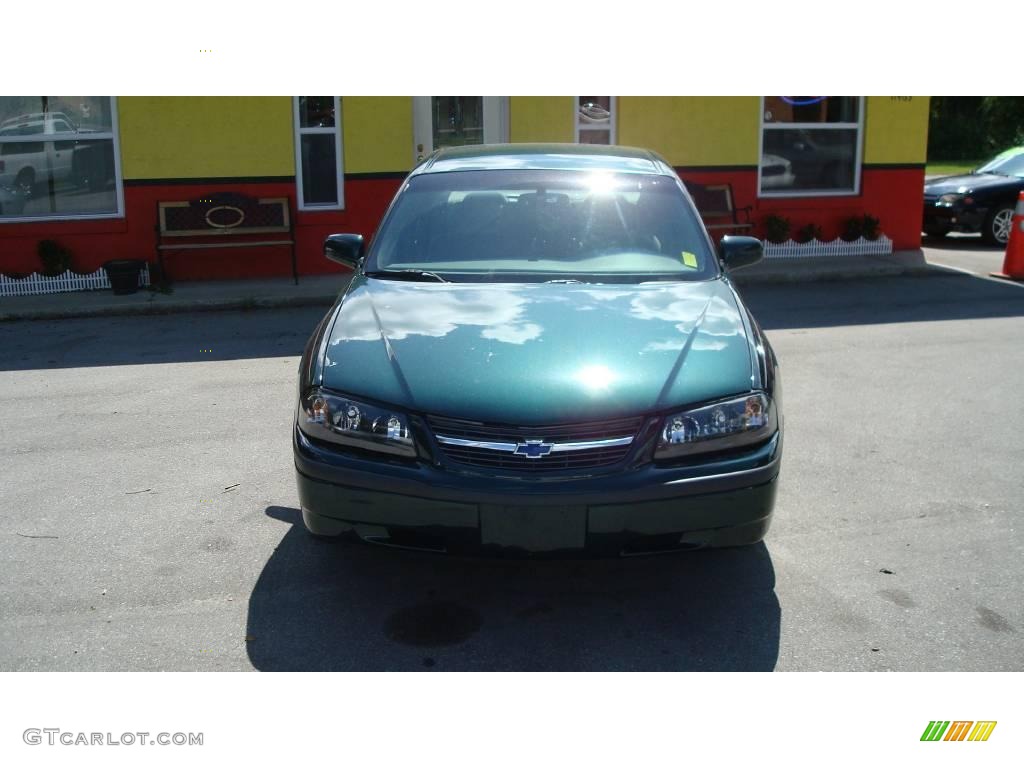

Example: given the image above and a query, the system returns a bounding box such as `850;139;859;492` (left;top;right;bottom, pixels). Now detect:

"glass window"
298;96;335;128
300;134;338;206
977;148;1024;178
759;97;863;196
431;97;484;149
763;96;859;124
576;97;616;145
0;96;120;220
367;169;716;282
294;96;343;210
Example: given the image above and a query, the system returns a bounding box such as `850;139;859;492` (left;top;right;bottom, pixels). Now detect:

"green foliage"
762;214;791;244
929;96;1024;161
861;214;881;241
37;239;74;276
794;222;823;243
842;214;881;242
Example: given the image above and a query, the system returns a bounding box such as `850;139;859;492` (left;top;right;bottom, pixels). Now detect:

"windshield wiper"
364;269;449;283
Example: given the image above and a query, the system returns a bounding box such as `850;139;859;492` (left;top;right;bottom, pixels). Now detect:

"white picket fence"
761;235;894;260
0;237;892;295
0;264;151;297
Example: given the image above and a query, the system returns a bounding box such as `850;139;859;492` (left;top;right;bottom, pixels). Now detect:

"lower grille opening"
359;527;448;554
621;533;706;556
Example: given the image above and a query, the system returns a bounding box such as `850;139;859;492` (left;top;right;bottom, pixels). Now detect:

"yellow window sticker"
680;251;698;269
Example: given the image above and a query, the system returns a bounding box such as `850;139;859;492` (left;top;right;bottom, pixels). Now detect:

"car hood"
924;172;1021;195
320;276;755;424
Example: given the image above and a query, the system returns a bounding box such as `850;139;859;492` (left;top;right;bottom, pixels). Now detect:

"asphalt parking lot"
1;241;1021;671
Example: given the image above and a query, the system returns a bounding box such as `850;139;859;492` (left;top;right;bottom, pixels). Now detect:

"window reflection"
762;97;859;124
0;97;118;218
761;128;858;192
577;96;614;145
300;134;339;205
371;169;714;279
760;97;861;195
295;96;341;208
432;97;484;149
298;97;335;128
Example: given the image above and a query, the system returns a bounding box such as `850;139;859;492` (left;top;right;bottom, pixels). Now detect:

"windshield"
366;169;717;282
976;148;1024;177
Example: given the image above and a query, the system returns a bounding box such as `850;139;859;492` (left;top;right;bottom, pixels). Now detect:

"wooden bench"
155;193;297;285
688;182;754;236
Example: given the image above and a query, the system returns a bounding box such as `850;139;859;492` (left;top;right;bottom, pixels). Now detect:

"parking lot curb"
733;249;930;284
0;292;339;322
0;250;935;321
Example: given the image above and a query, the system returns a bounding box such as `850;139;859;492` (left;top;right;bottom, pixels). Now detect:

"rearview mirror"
718;235;764;271
324;233;365;270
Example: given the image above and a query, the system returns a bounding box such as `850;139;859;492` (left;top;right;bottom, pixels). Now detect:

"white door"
413;97;508;162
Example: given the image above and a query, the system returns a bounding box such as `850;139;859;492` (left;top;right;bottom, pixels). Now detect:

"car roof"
413;143;674;177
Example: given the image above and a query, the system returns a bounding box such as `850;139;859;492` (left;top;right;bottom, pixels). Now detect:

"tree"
928;97;1024;160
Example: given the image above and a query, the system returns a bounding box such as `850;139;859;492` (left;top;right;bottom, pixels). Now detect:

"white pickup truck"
0;112;109;197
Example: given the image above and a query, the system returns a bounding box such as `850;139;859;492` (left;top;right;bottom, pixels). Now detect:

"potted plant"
103;259;147;295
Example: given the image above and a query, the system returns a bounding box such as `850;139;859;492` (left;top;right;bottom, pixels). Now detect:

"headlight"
298;389;416;458
937;193;964;205
654;392;776;460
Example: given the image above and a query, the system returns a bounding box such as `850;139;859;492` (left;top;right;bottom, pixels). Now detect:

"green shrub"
842;214;881;242
795;223;823;243
38;240;74;276
762;214;791;244
861;214;881;241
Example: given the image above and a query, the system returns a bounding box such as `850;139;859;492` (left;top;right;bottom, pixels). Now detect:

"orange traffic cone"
992;191;1024;281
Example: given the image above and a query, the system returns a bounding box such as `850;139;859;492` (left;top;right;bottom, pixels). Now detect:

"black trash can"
103;259;145;295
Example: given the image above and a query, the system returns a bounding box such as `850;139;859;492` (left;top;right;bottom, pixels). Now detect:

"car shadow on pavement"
0;306;329;372
5;272;1023;373
739;270;1024;331
246;506;780;671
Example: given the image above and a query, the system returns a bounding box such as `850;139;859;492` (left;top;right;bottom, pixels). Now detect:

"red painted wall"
0;167;921;281
0;176;402;281
678;166;924;250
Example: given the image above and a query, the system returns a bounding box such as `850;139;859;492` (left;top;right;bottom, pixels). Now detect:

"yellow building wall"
618;97;760;166
510;97;575;143
116;96;930;181
863;96;930;164
118;97;294;179
343;97;413;174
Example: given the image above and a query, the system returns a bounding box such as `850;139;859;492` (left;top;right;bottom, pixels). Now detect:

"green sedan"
294;144;782;556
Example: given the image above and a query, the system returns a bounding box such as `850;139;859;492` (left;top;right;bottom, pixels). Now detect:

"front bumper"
923;204;985;233
293;424;782;556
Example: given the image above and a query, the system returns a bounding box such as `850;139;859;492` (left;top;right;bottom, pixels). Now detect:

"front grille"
427;414;642;473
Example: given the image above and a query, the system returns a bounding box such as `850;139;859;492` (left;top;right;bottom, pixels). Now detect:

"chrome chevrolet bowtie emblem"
513;440;554;459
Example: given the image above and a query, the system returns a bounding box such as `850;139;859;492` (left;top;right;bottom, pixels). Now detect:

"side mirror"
718;235;764;271
324;233;365;270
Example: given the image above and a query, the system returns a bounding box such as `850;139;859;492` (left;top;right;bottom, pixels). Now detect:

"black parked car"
923;148;1024;245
